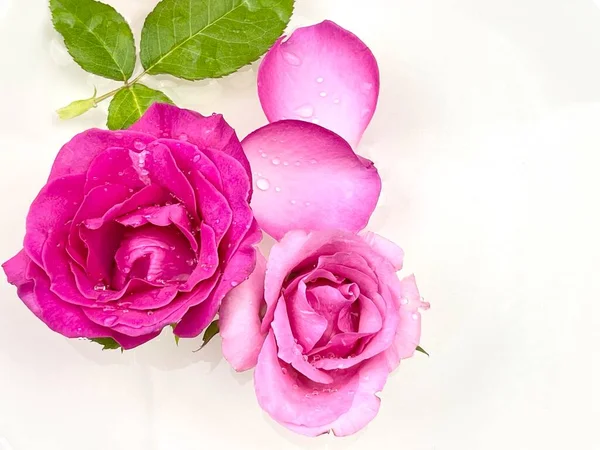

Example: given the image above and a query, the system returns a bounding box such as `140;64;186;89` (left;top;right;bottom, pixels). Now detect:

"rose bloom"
220;230;429;436
2;104;260;349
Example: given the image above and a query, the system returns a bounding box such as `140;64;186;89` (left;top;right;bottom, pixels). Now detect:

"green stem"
93;70;149;105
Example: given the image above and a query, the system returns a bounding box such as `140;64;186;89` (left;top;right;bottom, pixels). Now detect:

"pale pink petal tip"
258;20;379;148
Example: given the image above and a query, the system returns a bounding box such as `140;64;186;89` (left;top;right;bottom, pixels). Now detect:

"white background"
0;0;599;449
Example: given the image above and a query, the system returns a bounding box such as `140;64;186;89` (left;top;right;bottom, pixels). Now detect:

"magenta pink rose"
220;230;429;436
2;104;260;349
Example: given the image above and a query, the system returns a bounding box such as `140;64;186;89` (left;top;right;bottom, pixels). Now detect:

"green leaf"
415;346;430;357
90;337;122;351
171;324;180;345
50;0;136;81
56;87;97;119
200;320;220;350
107;83;174;130
140;0;294;80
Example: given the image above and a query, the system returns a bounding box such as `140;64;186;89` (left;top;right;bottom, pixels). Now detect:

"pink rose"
2;104;260;349
220;230;429;436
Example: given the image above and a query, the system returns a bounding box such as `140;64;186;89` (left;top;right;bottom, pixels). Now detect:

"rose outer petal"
128;103;251;181
258;20;379;148
220;252;268;372
242;121;381;240
49;129;155;182
360;231;405;271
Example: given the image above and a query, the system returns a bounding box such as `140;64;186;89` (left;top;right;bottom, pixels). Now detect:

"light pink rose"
2;104;260;349
220;230;429;436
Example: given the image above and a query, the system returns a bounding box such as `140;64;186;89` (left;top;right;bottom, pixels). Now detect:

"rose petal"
220;252;268;372
84;147;147;193
360;231;404;271
24;175;86;267
255;332;389;435
277;353;390;437
272;300;333;384
49;129;155;181
174;231;259;338
258;20;379;148
385;275;428;370
242;120;381;240
286;280;328;352
143;142;199;222
129;103;251;180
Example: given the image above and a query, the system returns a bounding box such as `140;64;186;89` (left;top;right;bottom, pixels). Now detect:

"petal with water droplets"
242;121;381;240
258;20;379;148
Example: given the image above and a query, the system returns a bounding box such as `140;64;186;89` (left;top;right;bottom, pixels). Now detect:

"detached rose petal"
242;121;381;240
258;20;379;148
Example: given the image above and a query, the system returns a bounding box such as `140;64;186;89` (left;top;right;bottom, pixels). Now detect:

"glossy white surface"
0;0;599;448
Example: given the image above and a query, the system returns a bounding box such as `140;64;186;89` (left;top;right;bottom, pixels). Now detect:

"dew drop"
93;283;107;291
272;158;281;165
256;178;270;191
140;169;149;176
400;298;409;305
103;316;118;326
114;132;124;139
316;77;324;83
102;306;115;312
261;153;268;158
179;133;188;141
118;171;124;176
134;140;146;151
319;91;327;97
327;352;336;359
275;186;281;192
186;258;196;267
282;51;301;66
231;281;239;287
294;104;314;118
283;161;289;166
311;118;320;124
290;200;297;205
281;367;288;375
412;313;419;320
333;98;340;104
147;311;154;316
193;154;201;163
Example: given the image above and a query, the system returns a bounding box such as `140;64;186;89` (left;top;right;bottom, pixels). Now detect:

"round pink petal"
220;252;268;372
242;121;381;240
258;20;379;148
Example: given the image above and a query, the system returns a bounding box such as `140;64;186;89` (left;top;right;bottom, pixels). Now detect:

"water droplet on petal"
412;313;419;320
319;91;327;97
316;77;324;83
272;158;281;165
261;153;268;158
147;311;154;316
400;298;409;305
179;133;188;141
282;51;301;66
275;186;281;192
93;283;107;291
231;281;239;287
294;104;314;118
283;161;289;166
186;258;196;267
290;200;297;205
256;178;270;191
281;367;287;375
311;118;320;124
103;316;118;326
134;140;146;151
333;98;340;104
114;132;124;139
193;154;201;163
